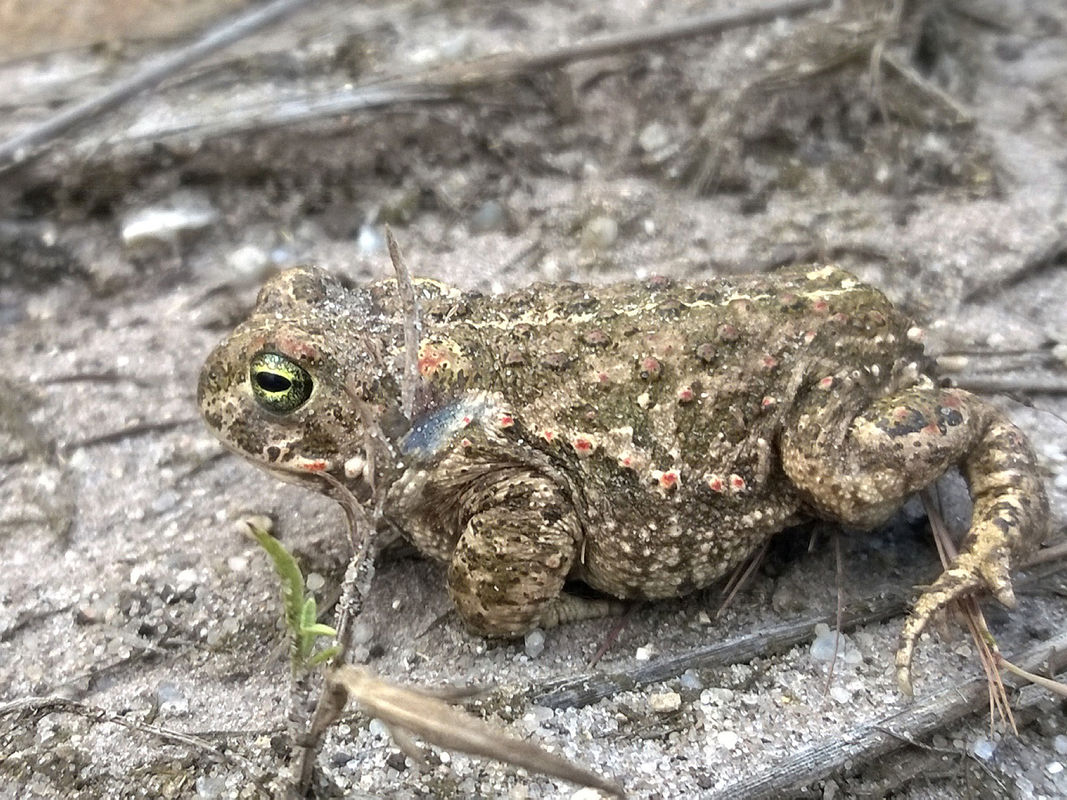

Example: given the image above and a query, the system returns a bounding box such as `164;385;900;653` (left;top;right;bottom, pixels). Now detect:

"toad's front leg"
448;469;621;636
781;383;1049;693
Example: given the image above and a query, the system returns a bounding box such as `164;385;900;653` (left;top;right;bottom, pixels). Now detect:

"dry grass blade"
1024;538;1067;567
995;657;1067;698
385;226;423;421
822;533;845;695
587;603;641;668
920;489;1014;731
328;666;625;797
17;0;831;165
0;0;312;172
716;539;770;617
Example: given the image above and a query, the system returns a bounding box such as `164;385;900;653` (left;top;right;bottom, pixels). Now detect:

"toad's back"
394;265;927;597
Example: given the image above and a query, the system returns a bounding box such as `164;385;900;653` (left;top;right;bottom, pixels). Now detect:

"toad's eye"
250;352;312;413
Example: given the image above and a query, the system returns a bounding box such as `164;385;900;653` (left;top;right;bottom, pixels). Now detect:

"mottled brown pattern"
198;264;1049;691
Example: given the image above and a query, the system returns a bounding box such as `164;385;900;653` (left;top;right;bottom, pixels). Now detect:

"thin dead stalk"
920;488;1014;731
385;226;424;421
10;0;831;165
0;0;313;172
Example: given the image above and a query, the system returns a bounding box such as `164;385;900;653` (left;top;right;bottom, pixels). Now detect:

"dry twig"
0;0;312;173
534;589;910;709
713;629;1067;800
11;0;830;166
949;376;1067;397
965;226;1067;301
61;418;200;451
385;226;424;421
716;539;771;617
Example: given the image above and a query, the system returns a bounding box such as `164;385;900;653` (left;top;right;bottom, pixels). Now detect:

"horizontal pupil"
256;372;292;392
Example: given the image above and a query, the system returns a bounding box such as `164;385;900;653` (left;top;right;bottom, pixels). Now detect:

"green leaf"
301;596;318;630
307;646;342;667
245;521;341;674
246;522;306;637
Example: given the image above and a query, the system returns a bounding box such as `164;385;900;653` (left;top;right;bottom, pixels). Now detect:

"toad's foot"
783;386;1048;695
895;550;1014;695
895;409;1048;695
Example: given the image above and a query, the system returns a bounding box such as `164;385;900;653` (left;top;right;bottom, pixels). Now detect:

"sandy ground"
1;1;1066;798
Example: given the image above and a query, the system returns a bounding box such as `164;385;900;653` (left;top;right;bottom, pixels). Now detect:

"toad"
198;263;1048;692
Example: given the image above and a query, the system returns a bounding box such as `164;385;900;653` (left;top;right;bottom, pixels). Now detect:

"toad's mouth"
212;437;344;492
261;458;375;505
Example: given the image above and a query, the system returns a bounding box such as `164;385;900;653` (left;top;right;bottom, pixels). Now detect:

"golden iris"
250;352;312;413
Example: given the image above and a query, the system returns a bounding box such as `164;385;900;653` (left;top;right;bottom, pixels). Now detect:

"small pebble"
828;685;851;704
635;645;655;661
523;706;554;726
716;730;739;750
174;568;199;594
637;121;671;154
225;244;270;279
810;625;841;662
1053;734;1067;756
649;691;681;713
580;215;618;251
524;628;546;658
972;738;996;760
150;490;179;514
700;687;735;705
195;775;227;798
679;669;703;690
357;224;384;255
1048;761;1064;776
156;681;189;716
121;195;218;248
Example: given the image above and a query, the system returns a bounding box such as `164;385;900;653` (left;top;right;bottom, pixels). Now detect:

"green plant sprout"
244;520;340;673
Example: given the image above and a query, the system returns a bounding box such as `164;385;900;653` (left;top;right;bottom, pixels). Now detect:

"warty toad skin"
198;263;1049;692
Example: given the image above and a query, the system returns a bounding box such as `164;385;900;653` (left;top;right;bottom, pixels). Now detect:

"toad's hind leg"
781;386;1048;694
448;471;620;636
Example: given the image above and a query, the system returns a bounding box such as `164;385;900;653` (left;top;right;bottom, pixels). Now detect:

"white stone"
524;629;546;658
649;691;682;713
716;730;739;750
829;686;852;704
972;738;996;760
635;645;655;661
